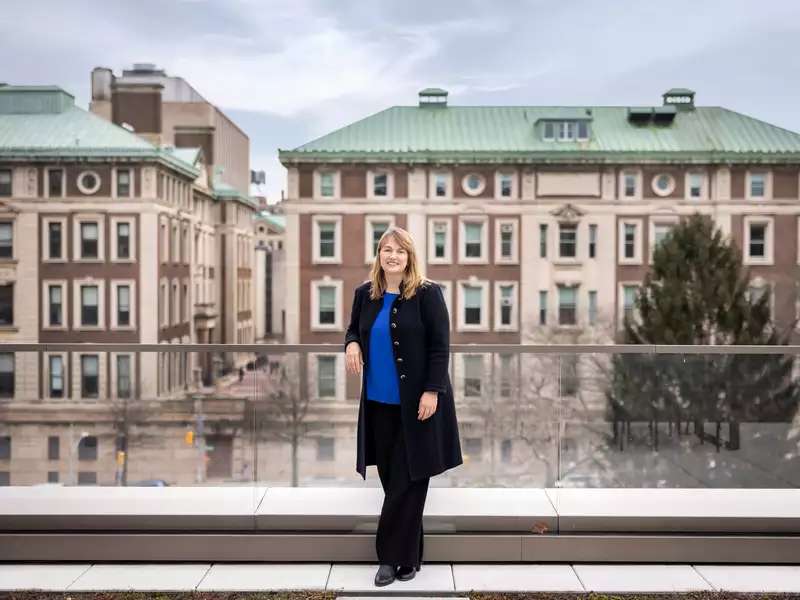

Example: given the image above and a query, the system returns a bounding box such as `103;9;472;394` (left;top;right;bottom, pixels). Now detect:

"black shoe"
395;565;418;581
374;563;396;586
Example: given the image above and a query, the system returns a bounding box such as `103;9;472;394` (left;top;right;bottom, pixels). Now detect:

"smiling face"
379;234;408;278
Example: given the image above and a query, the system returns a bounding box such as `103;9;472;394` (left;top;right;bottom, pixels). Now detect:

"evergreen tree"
607;212;800;451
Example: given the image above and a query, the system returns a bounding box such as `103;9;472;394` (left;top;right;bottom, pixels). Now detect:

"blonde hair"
367;225;433;301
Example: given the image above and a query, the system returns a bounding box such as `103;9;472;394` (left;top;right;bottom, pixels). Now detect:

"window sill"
553;258;582;267
75;258;104;263
0;325;19;332
0;258;18;264
110;326;136;331
75;326;104;332
619;259;643;266
42;325;68;331
310;325;342;332
428;258;452;265
744;258;773;266
495;258;519;265
312;258;342;265
110;258;136;264
457;325;490;332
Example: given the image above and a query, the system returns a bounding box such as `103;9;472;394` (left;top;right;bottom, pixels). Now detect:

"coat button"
396;357;403;363
393;341;399;346
400;374;406;380
392;308;397;314
391;322;396;328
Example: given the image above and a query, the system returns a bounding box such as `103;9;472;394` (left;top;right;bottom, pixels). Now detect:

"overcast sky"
2;0;800;202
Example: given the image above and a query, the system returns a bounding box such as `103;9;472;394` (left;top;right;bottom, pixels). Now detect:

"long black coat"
344;278;463;481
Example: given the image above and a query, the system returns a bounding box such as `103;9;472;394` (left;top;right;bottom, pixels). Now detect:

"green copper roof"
279;104;800;164
0;86;198;177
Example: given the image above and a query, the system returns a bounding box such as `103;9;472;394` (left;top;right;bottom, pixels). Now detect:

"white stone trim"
743;215;773;265
312;214;342;264
110;217;136;262
651;172;676;197
171;278;180;326
310;277;343;331
364;215;396;264
494;218;519;264
746;169;772;201
428;218;452;264
42;217;67;262
457;277;489;332
159;277;169;328
436;280;453;331
459;216;489;264
494;280;519;331
73;215;105;262
648;215;679;263
618;218;643;264
494;170;518;200
73;278;105;330
76;170;102;195
618;168;642;201
367;168;394;200
555;221;580;263
429;170;452;200
110;279;136;330
314;168;340;200
42;280;68;330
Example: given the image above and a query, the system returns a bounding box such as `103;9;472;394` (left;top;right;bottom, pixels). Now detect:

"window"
81;285;99;326
499;284;513;326
558;285;577;325
48;284;62;326
499;354;513;398
77;171;101;195
588;290;598;325
499;173;513;197
463;356;482;397
589;224;597;258
559;121;575;141
688;173;704;198
317;355;336;398
48;222;62;259
117;169;131;197
0;222;12;258
369;220;390;259
0;284;11;326
623;172;637;198
539;290;547;325
434;173;448;197
624;223;636;259
0;169;10;196
116;222;130;259
318;286;335;325
623;285;637;323
464;437;482;459
500;224;513;259
0;436;9;459
750;173;766;198
117;285;130;326
0;353;13;397
317;437;334;461
558;223;577;258
49;355;64;398
501;438;512;462
160;280;168;327
78;435;98;460
560;354;579;396
652;223;673;255
318;222;335;258
543;122;555;140
81;355;99;398
48;169;64;197
117;355;131;399
539;224;548;258
80;222;99;258
48;436;60;460
576;120;589;140
748;282;771;317
373;173;387;197
434;224;447;259
77;471;97;485
464;222;482;258
464;285;481;325
749;223;766;258
320;172;334;197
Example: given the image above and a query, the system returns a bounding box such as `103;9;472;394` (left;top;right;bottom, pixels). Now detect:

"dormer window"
542;120;591;142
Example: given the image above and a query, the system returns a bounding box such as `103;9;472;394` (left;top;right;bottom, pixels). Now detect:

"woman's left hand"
418;391;438;420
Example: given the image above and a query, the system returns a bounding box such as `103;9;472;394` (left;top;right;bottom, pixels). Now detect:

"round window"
77;171;101;195
462;173;486;196
651;173;675;196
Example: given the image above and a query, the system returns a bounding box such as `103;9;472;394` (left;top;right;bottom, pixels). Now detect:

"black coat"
344;278;463;481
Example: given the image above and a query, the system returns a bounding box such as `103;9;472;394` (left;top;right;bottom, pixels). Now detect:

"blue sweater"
366;292;401;405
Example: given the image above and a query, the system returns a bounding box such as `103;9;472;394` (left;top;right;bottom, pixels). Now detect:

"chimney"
418;88;448;108
662;88;695;111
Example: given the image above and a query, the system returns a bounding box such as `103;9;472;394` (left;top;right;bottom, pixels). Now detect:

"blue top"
366;292;401;405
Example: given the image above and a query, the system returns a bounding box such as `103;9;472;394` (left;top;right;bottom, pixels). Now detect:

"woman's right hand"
345;341;363;375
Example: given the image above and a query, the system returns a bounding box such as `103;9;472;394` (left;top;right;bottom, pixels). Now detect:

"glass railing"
0;344;797;503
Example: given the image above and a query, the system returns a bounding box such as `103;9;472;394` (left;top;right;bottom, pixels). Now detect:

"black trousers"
367;399;430;568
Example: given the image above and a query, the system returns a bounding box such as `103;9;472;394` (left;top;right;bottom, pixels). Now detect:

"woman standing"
344;226;463;587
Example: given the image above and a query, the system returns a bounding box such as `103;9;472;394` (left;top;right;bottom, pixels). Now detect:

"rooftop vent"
123;63;166;76
419;88;448;108
662;87;695;111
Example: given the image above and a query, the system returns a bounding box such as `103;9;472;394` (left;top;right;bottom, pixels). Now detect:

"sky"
2;0;800;203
